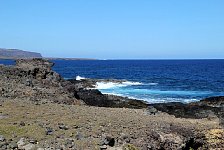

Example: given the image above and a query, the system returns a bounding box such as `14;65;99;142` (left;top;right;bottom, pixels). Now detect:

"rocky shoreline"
0;58;224;149
69;78;224;128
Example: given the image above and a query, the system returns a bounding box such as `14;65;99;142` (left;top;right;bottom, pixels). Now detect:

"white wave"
101;92;125;97
100;92;199;103
145;98;199;104
122;81;142;85
99;87;202;103
147;83;158;85
96;82;125;89
96;81;143;90
76;75;86;80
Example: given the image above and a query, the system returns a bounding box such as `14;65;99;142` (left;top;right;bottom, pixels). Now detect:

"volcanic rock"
151;96;224;127
0;58;79;104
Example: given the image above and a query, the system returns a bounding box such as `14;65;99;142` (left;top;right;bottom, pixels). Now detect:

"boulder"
0;135;5;142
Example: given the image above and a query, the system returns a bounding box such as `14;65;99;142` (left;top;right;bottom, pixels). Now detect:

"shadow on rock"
151;96;224;128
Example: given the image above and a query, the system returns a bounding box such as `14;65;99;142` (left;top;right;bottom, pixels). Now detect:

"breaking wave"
96;81;143;90
76;75;86;80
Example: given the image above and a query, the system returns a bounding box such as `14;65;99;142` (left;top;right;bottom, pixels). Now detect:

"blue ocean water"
1;59;224;103
51;59;224;103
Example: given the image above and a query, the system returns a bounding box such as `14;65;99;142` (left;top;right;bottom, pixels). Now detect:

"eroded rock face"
0;59;78;104
16;58;53;70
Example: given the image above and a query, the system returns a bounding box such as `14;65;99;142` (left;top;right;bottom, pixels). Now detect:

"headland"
0;58;223;149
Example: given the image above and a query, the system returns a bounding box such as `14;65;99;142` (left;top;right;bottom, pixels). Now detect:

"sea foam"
96;81;142;90
76;75;86;80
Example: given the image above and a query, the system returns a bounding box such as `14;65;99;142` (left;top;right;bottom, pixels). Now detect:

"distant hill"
0;48;42;59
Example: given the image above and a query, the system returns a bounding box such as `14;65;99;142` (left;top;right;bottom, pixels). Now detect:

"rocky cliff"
0;48;42;59
0;58;78;104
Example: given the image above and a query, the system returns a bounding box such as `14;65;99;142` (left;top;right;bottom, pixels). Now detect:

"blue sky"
0;0;223;59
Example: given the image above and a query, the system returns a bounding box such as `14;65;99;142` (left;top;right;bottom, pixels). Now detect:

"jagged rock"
16;58;53;70
76;89;148;109
0;58;79;104
151;96;224;127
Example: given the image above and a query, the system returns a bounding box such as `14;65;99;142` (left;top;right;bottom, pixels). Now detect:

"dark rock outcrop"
0;58;78;104
194;96;224;107
77;89;148;108
69;79;148;109
151;96;224;127
0;48;42;59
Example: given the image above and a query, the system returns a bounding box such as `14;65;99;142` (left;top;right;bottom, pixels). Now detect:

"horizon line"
97;58;224;60
43;57;224;60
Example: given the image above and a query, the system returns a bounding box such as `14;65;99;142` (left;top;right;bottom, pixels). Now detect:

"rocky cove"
0;58;223;149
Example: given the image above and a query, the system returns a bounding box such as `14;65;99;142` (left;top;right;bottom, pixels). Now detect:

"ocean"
1;59;224;103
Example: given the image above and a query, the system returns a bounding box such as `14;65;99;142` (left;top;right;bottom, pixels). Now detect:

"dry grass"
206;129;224;146
0;99;222;149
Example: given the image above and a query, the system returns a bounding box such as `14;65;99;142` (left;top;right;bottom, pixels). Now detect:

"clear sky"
0;0;223;59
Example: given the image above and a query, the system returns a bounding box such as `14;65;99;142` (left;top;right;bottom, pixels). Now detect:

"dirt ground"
0;99;223;150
